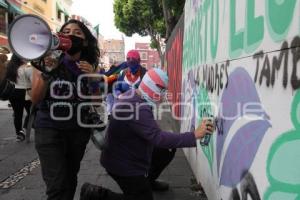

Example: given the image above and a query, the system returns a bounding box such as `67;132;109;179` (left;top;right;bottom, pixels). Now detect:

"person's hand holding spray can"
194;115;215;146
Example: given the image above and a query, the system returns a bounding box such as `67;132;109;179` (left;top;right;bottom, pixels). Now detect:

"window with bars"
141;52;147;60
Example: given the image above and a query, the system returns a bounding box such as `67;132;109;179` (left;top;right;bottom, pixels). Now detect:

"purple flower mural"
217;68;271;187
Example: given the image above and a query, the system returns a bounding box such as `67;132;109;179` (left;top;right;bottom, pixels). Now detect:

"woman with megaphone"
30;19;100;200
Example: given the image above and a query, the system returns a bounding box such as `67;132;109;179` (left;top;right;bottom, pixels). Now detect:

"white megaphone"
8;14;72;60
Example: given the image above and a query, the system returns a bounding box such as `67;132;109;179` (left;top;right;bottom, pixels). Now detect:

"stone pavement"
0;143;207;200
0;108;208;200
0;100;10;110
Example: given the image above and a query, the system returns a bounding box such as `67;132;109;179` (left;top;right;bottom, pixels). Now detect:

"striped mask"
138;68;168;105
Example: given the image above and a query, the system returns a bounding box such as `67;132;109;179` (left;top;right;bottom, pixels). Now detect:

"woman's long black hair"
5;54;25;83
59;19;100;68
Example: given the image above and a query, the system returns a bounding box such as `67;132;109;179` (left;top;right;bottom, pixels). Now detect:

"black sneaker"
16;131;25;142
151;180;169;192
80;183;105;200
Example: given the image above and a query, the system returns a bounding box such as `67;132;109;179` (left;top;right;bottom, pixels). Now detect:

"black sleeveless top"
34;55;93;130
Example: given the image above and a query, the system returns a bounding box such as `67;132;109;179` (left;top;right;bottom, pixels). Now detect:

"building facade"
103;38;125;67
135;43;161;70
0;0;25;46
0;0;72;47
97;32;105;66
21;0;72;32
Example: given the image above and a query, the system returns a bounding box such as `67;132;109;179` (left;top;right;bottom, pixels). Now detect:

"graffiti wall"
178;0;300;199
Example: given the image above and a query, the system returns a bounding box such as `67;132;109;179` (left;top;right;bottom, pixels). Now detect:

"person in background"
0;53;8;80
5;54;32;142
102;61;128;117
0;47;10;93
0;53;8;65
0;47;14;100
0;61;5;81
112;50;146;98
31;19;99;200
79;68;215;200
97;66;106;75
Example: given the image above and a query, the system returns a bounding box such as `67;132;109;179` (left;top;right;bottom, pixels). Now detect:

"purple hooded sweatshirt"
100;90;196;177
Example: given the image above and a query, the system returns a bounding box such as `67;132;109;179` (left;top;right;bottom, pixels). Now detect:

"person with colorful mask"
108;50;177;191
31;19;100;200
104;50;145;117
79;68;215;200
112;50;146;98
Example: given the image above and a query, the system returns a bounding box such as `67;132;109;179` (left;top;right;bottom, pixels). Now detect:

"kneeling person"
80;68;215;200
